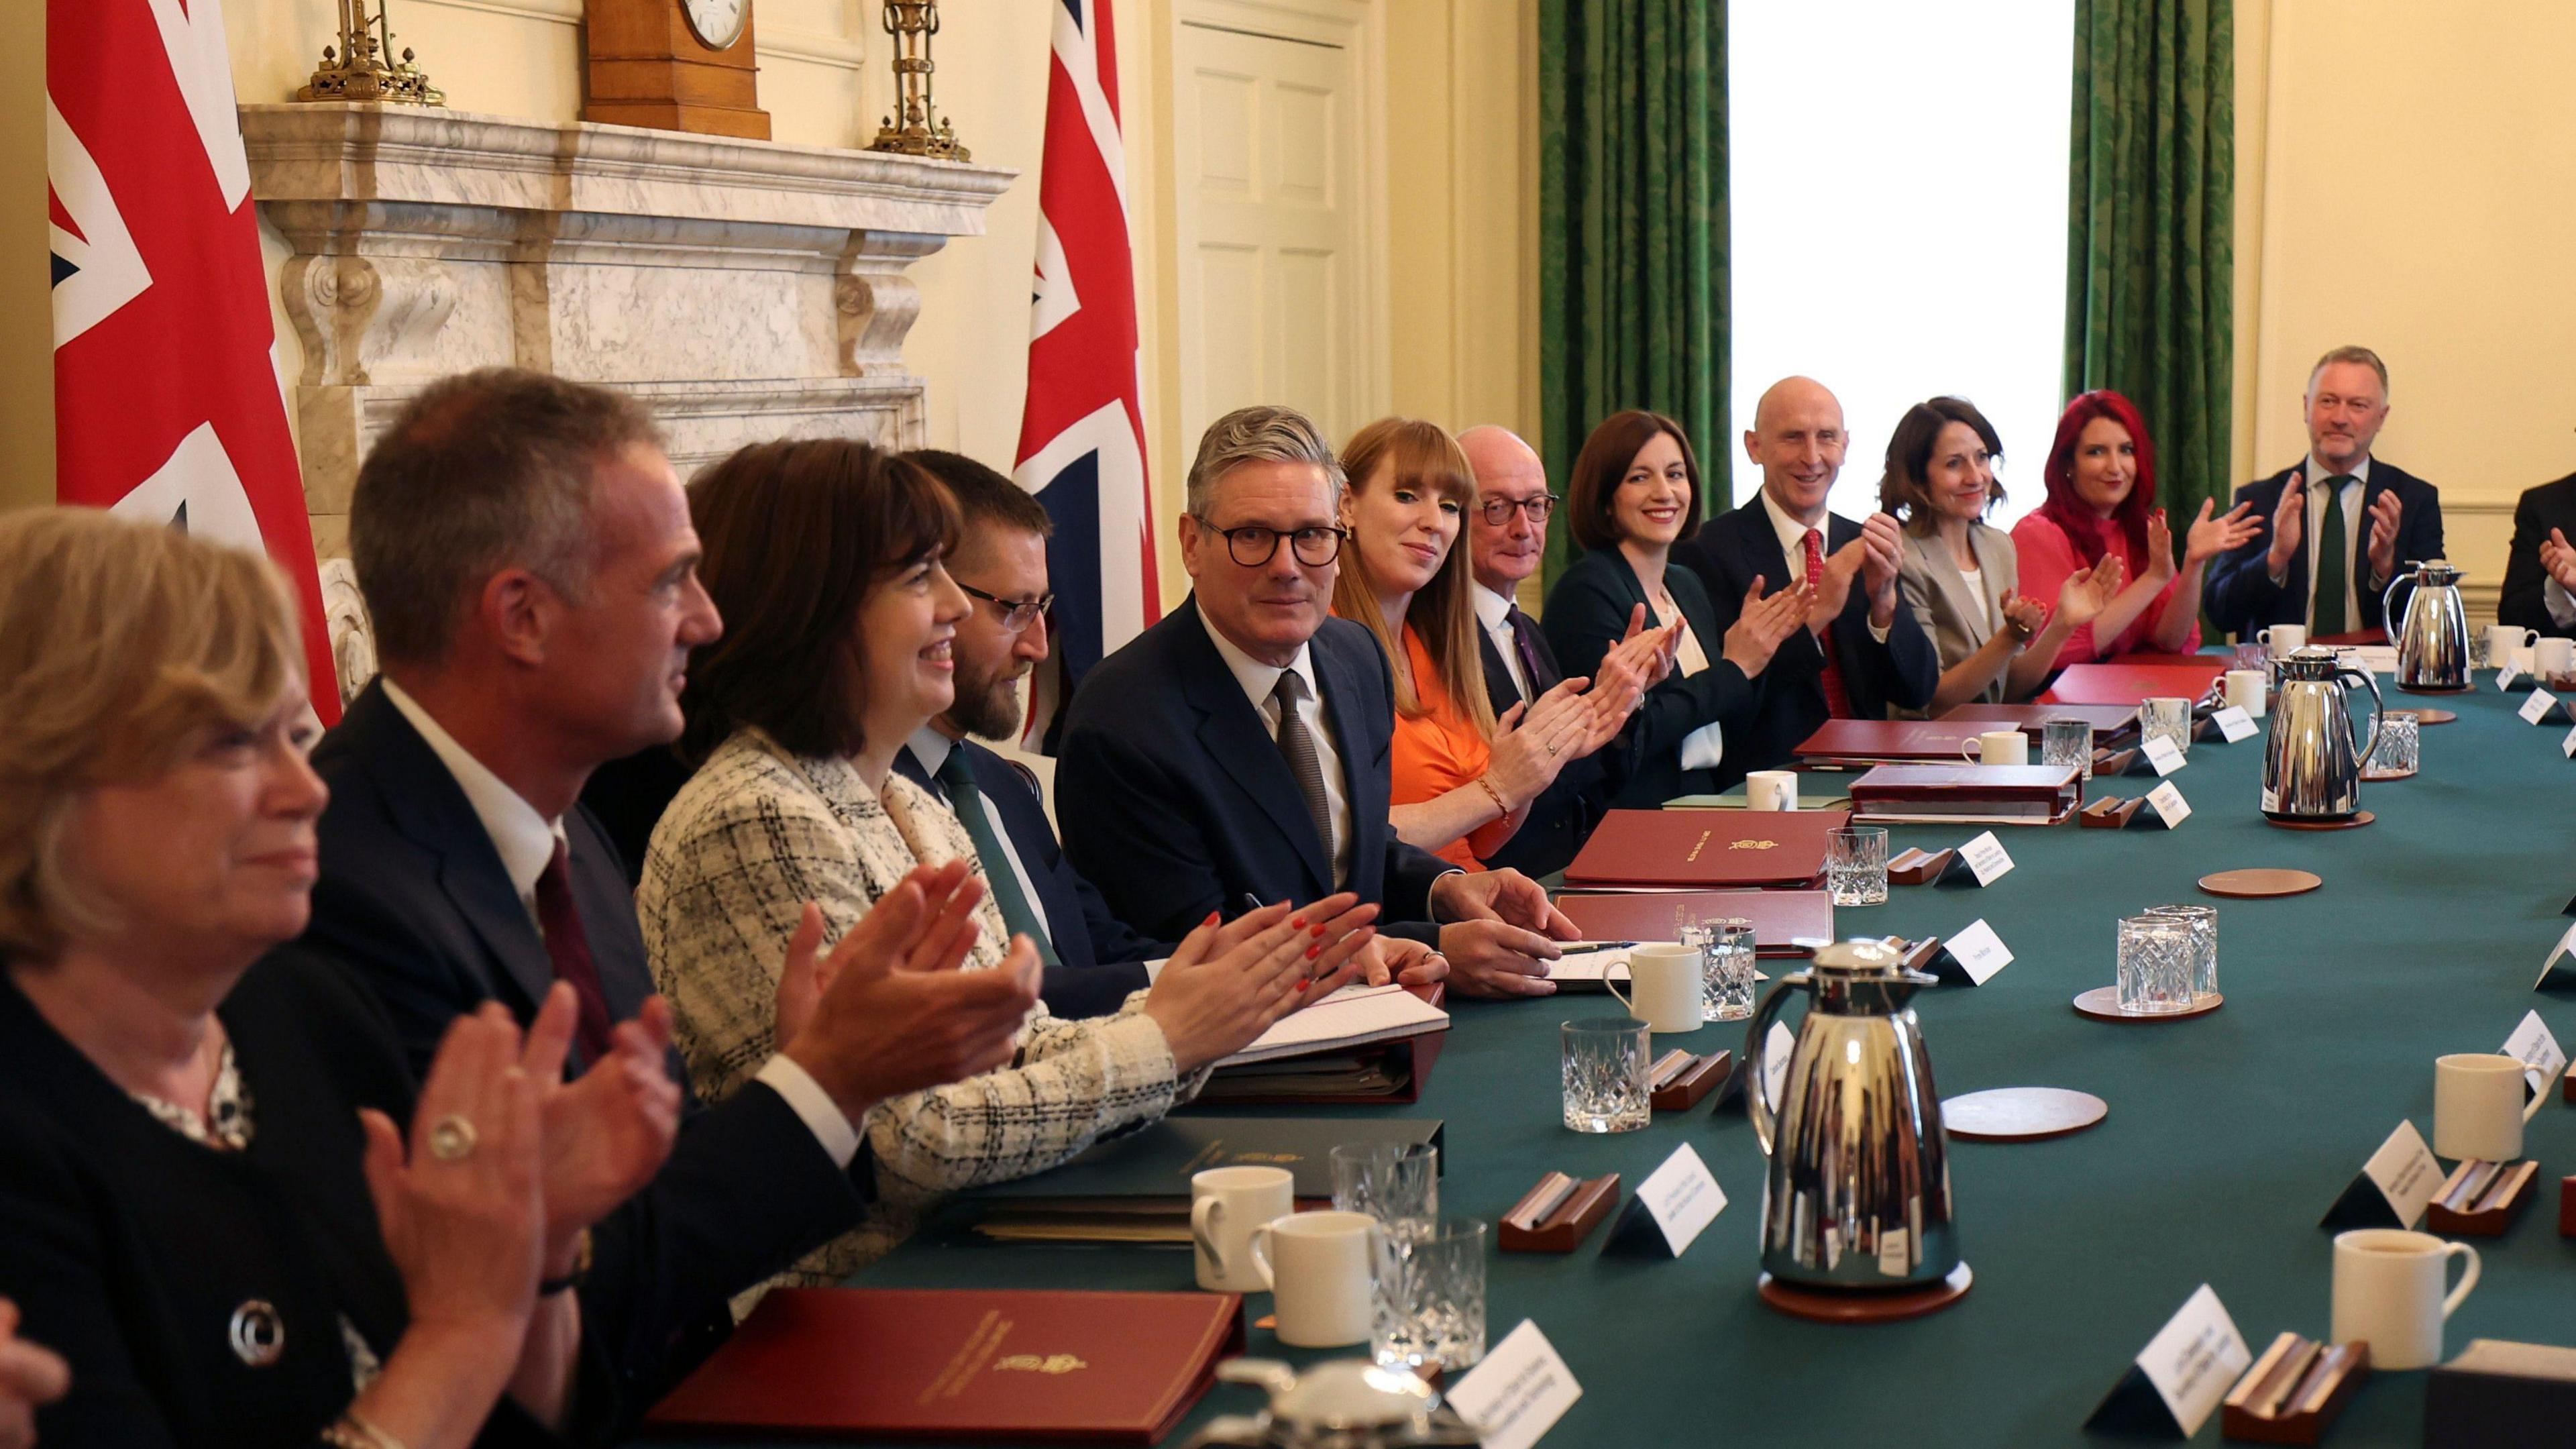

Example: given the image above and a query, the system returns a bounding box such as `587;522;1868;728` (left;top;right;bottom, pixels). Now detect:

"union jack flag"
1016;0;1159;752
50;0;338;721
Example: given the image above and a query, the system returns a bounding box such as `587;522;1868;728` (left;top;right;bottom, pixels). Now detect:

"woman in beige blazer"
1884;398;2120;715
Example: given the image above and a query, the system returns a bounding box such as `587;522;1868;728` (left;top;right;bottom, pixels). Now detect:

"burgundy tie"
533;838;617;1063
1507;606;1554;698
1803;529;1855;718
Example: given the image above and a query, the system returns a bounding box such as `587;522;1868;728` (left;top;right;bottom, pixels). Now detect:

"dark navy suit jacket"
2205;460;2445;638
1669;499;1939;774
1474;600;1625;872
894;737;1162;1018
1056;597;1456;943
294;681;864;1413
2500;471;2576;641
1544;546;1754;802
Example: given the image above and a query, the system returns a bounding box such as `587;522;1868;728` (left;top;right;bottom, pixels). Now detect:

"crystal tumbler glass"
1560;1018;1650;1133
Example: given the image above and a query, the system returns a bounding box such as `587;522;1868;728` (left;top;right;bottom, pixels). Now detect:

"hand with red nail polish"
1138;892;1377;1069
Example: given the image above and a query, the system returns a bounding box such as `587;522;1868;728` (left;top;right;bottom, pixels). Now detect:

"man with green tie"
2207;345;2446;639
891;450;1173;1018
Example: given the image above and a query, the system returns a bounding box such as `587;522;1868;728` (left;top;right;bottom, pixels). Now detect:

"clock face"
681;0;749;50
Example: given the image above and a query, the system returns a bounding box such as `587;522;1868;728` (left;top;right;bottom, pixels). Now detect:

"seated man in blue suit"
1671;376;1939;773
1059;405;1580;998
894;449;1169;1019
2206;346;2443;640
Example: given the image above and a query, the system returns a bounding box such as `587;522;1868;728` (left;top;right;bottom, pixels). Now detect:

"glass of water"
2369;712;2420;776
1560;1018;1650;1132
1371;1215;1487;1371
1827;825;1890;906
2041;716;2093;780
2140;696;2192;756
2116;913;2197;1013
2143;904;2218;1001
1700;917;1757;1021
1332;1142;1439;1231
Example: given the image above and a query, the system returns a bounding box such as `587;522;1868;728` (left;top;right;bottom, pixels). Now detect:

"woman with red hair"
2010;390;2259;667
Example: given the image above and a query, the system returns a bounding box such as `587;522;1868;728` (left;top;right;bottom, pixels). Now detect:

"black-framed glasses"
958;582;1053;632
1479;494;1560;526
1193;517;1347;568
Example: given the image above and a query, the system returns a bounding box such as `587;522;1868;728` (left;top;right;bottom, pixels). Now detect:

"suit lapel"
1174;601;1334;892
1313;629;1385;884
1475;627;1522;708
1921;534;1990;648
1738;500;1799;598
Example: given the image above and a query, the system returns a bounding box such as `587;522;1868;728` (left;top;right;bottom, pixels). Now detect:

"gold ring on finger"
427;1114;478;1161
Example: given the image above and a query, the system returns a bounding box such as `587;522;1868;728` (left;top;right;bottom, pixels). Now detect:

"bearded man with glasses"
1057;407;1589;999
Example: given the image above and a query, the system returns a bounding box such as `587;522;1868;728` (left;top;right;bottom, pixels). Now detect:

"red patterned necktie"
1803;528;1854;718
533;838;617;1063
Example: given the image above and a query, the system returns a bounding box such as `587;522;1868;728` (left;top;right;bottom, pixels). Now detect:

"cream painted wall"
2233;0;2576;622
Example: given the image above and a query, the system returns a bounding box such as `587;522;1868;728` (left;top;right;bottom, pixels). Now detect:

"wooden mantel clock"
583;0;771;140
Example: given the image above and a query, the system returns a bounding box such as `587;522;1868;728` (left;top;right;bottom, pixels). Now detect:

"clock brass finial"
867;1;969;162
295;0;445;107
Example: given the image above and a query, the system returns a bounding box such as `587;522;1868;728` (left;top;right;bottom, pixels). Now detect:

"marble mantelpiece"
239;102;1016;554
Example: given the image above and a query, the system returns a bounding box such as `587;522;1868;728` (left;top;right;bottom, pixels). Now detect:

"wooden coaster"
1942;1087;2108;1142
2359;765;2417;782
2199;868;2322;898
1758;1263;1973;1323
2396;708;2459;725
2073;987;2223;1022
2263;810;2374;831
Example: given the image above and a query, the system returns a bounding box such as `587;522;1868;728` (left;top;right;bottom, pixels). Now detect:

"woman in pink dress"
2010;390;2260;667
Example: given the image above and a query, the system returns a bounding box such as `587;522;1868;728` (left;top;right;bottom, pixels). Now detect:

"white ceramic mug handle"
2524;1075;2548;1123
1246;1223;1279;1291
2443;1241;2481;1318
1604;969;1634;1016
2258;627;2273;646
2524;629;2542;648
1962;740;1982;765
1190;1195;1226;1273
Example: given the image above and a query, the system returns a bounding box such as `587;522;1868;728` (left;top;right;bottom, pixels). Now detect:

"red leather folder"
2036;657;2229;706
1556;889;1833;956
1849;764;2083;824
1792;718;1997;762
1562;808;1849;889
643;1288;1246;1444
1936;702;2142;738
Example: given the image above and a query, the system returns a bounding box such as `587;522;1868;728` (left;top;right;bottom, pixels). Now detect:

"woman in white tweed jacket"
637;439;1379;1288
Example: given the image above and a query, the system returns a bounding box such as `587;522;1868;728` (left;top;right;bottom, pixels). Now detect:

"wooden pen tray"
1498;1171;1620;1253
2222;1332;2369;1445
1648;1050;1731;1111
2426;1159;2540;1236
1887;846;1959;885
2079;796;2146;828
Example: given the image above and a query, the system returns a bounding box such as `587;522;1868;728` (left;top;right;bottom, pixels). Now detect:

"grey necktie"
1270;671;1336;872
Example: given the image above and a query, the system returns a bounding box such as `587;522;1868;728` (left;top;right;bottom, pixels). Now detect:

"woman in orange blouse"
1333;418;1642;867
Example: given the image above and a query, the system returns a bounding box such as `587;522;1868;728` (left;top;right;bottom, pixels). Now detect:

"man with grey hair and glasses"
1059;405;1584;998
2206;345;2444;639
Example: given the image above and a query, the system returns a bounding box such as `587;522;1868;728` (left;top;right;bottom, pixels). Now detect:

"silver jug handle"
2381;564;2414;635
2342;663;2385;766
1741;971;1808;1157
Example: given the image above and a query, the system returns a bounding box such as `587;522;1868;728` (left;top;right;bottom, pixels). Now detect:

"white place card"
1941;918;2013;985
2210;706;2259;743
2085;1285;2252;1439
2500;665;2523;692
2503;1009;2567;1093
1605;1144;1725;1258
2145;780;2192;826
1958;830;2015;887
1761;1021;1794;1107
2320;1120;2443;1230
2143;735;2188;775
2538;922;2576;991
1447;1320;1582;1449
2561;725;2576;759
2522;688;2561;724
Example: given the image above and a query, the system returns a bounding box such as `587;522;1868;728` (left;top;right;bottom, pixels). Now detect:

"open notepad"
1214;983;1450;1069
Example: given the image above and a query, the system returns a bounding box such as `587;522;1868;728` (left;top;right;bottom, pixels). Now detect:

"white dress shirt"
2289;455;2373;629
903;727;1056;947
1472;582;1535;704
1200;611;1353;889
380;678;861;1168
1757;490;1894;645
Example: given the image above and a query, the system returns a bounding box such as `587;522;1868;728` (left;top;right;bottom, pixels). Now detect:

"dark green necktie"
2314;476;2356;635
935;748;1060;966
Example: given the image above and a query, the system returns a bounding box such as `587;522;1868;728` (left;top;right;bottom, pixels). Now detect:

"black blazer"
1670;500;1941;773
1056;597;1457;944
2498;471;2576;640
2204;460;2445;638
1543;548;1752;804
0;954;596;1448
296;681;865;1412
1470;621;1622;878
893;738;1161;1019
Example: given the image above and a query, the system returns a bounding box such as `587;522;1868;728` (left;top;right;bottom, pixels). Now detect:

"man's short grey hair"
1185;405;1347;517
2308;345;2390;398
350;368;663;666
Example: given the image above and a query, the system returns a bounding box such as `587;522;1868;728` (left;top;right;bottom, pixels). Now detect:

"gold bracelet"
321;1409;411;1449
1474;775;1509;819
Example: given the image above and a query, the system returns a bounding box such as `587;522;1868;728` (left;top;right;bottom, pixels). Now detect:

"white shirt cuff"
1867;619;1891;645
1143;956;1169;983
2548;578;2576;629
754;1053;861;1169
1679;719;1725;772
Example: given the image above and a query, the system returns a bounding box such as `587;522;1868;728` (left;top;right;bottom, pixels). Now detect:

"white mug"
1247;1210;1377;1346
1745;770;1798;812
1191;1165;1294;1293
2537;637;2576;678
2489;625;2539;667
2258;623;2306;658
2330;1228;2480;1371
2434;1052;2544;1163
2223;669;2268;717
1607;943;1704;1033
1960;729;2027;767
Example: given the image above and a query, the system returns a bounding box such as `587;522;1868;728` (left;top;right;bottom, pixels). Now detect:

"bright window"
1728;0;2076;525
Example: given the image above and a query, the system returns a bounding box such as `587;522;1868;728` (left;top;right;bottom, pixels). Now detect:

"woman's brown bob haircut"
1565;410;1705;553
681;438;961;761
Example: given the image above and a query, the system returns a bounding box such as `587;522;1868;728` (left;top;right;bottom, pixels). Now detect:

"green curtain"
1536;0;1727;588
2064;0;2234;531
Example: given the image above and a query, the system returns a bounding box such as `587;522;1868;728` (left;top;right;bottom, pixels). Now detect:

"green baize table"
676;678;2576;1448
